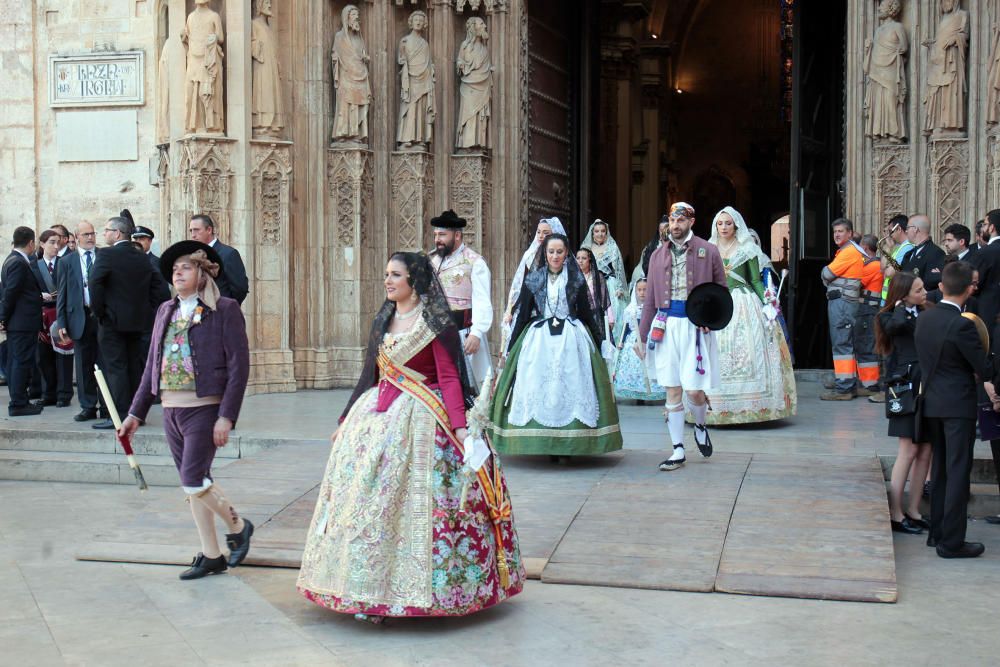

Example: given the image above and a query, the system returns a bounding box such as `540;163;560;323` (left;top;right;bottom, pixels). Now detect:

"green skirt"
488;327;624;456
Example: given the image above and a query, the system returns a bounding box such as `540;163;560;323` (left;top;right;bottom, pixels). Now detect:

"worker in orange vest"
820;218;866;400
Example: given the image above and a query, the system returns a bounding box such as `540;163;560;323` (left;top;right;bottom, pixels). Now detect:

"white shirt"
78;247;95;306
13;249;30;263
178;293;200;320
989;236;1000;246
958;248;970;260
939;299;963;312
440;243;494;340
208;238;219;248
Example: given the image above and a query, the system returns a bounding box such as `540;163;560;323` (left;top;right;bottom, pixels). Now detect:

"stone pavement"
3;381;1000;665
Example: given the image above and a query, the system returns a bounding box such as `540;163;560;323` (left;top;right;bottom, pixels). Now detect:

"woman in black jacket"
875;271;930;535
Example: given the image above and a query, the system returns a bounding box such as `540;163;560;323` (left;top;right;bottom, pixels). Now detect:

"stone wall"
847;0;996;237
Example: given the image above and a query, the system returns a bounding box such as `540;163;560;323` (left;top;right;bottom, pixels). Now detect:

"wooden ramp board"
541;452;752;592
714;453;897;603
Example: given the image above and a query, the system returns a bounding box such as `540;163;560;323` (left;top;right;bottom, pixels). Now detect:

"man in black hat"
132;226;160;271
638;202;727;471
428;210;493;389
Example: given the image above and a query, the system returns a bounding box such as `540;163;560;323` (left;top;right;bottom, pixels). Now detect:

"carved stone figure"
923;0;968;135
456;17;492;150
863;0;907;142
181;0;225;135
397;11;435;148
987;24;1000;125
156;40;170;145
251;0;285;138
331;5;372;144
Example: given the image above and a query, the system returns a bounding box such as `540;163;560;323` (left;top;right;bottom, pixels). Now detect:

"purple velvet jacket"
128;296;250;424
639;234;727;342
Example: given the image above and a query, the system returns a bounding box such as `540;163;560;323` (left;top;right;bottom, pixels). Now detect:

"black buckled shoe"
179;553;227;580
891;517;923;534
694;425;713;458
905;514;931;531
658;445;686;471
226;519;254;568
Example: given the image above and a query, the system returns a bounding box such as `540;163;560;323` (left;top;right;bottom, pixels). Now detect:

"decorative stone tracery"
390;150;434;251
177;136;235;241
873;144;910;226
450;153;491;250
929;138;968;232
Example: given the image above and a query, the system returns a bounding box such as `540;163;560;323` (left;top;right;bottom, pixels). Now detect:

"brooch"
192;305;204;325
697;248;706;258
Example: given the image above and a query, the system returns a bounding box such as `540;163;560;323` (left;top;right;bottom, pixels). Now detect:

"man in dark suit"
942;223;977;263
88;216;170;429
972;210;1000;343
57;221;107;421
901;214;946;291
0;226;43;416
915;261;986;558
188;213;249;304
30;229;73;407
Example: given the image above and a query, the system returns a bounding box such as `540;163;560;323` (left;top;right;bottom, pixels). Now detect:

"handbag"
978;402;1000;441
884;380;916;418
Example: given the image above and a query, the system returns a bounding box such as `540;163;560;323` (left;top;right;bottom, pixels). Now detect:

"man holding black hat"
132;226;160;271
639;202;727;471
428;210;493;389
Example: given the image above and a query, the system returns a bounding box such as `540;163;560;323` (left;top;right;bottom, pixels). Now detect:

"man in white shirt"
428;210;493;391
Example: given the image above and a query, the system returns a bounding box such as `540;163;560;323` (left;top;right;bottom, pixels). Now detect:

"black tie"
85;251;93;274
47;261;54;276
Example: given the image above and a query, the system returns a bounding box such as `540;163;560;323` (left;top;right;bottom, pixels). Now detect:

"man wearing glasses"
87;217;170;429
899;215;945;292
56;221;107;422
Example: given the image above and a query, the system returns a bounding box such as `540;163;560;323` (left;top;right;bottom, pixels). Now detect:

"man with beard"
638;202;727;471
428;210;493;390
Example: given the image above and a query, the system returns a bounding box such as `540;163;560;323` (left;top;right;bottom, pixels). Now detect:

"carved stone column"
175;136;236;243
929;138;969;237
156;145;171;244
450;153;492;250
248;139;296;393
989;135;1000;208
313;146;375;388
390;150;435;251
872;143;911;229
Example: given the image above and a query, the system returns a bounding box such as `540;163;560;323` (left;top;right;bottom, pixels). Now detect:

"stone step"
0;450;237;487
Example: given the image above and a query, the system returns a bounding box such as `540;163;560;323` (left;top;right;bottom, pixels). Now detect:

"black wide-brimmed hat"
430;210;467;229
686;282;734;331
159;240;223;281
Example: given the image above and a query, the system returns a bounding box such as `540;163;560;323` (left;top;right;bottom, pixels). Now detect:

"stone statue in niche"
456;17;493;150
331;4;372;144
923;0;968;135
863;0;907;143
181;0;225;135
986;23;1000;126
397;10;435;149
156;37;170;145
251;0;285;138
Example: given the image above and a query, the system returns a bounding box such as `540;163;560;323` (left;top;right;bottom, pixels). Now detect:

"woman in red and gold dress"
297;252;523;622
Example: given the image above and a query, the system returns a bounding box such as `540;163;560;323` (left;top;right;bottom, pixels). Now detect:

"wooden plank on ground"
541;451;752;592
714;453;897;603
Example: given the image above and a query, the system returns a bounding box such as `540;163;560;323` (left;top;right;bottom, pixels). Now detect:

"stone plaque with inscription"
48;52;144;107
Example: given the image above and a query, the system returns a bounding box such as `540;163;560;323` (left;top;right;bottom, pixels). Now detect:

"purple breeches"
163;404;220;488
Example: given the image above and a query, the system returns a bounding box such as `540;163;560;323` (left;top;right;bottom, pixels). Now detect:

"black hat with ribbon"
430;210;467;230
686;282;734;331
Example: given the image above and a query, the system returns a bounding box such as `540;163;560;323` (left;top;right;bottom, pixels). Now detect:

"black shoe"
891;517;923;534
985;515;1000;525
74;408;97;422
55;400;71;408
34;399;57;407
936;542;985;559
8;404;43;417
694;425;713;458
926;535;939;548
179;553;228;580
658;446;686;471
91;419;115;430
905;514;931;531
226;519;254;568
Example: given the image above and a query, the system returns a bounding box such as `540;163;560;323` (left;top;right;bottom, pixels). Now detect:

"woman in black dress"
875;271;930;535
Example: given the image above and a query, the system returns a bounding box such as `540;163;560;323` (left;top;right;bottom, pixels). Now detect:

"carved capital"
450;153;492;250
177;136;236;242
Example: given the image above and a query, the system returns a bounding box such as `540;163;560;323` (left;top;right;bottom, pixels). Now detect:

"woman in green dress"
489;234;623;456
698;206;796;424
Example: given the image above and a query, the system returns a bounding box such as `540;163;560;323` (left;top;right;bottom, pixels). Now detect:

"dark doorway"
788;0;848;369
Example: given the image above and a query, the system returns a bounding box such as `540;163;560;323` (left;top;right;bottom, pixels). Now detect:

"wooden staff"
94;365;148;491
